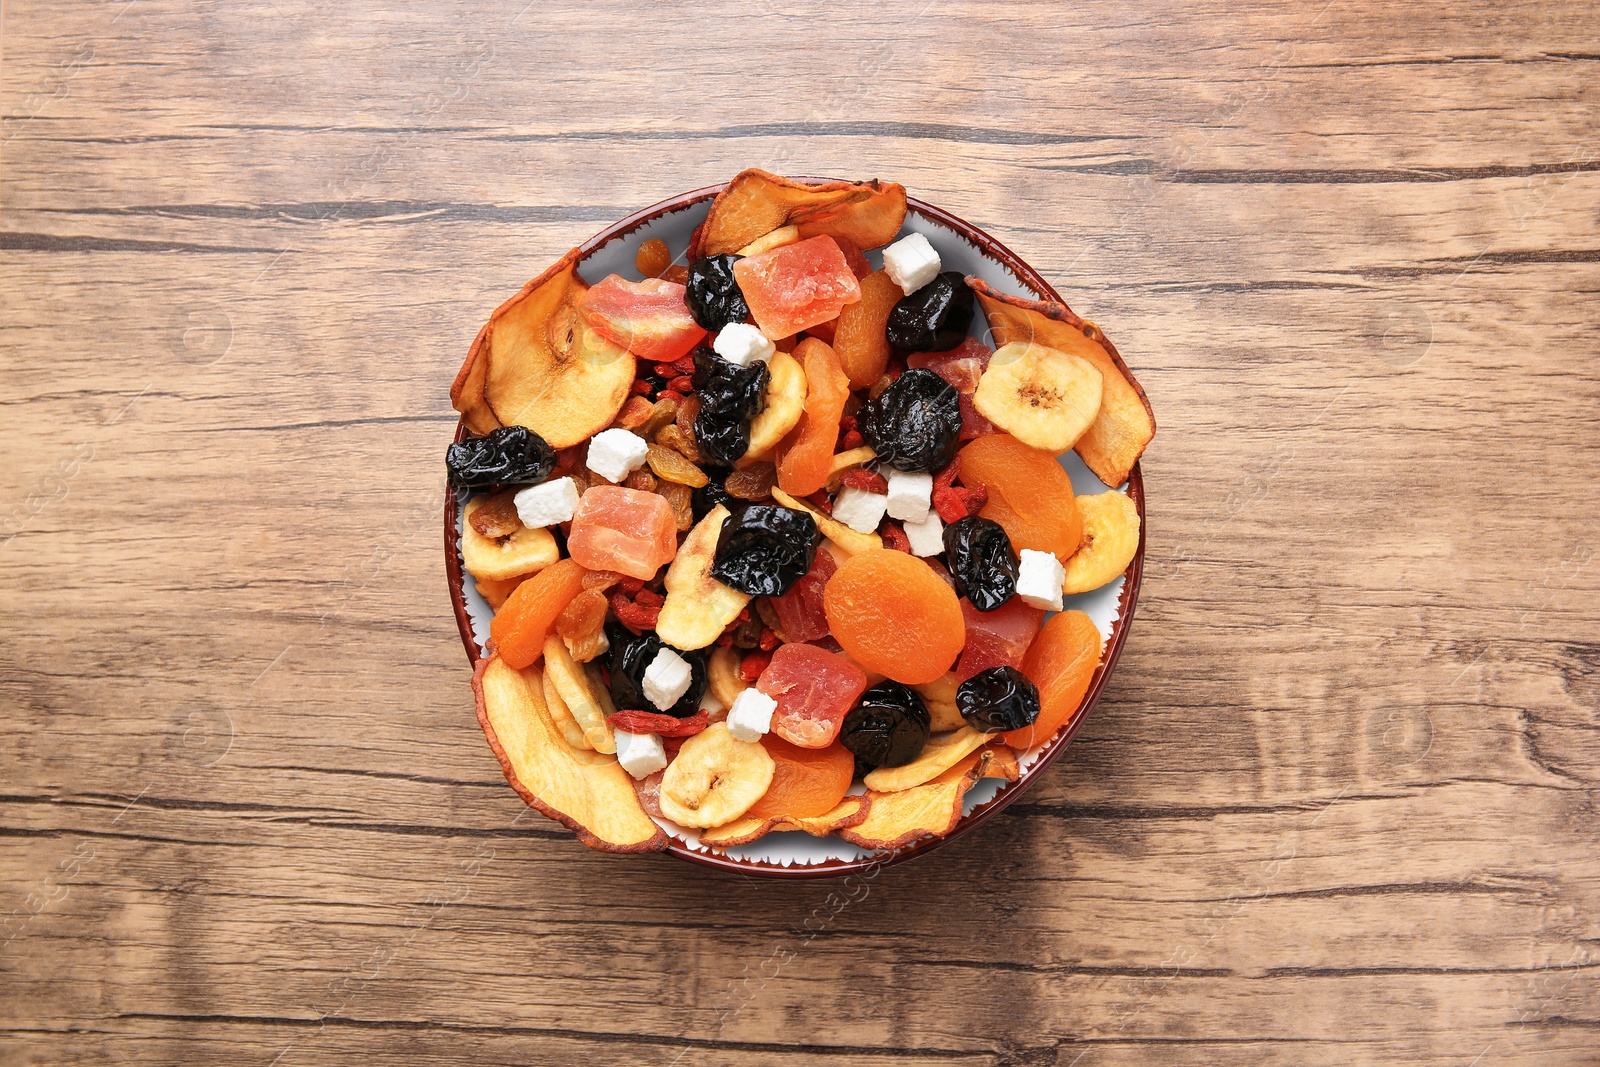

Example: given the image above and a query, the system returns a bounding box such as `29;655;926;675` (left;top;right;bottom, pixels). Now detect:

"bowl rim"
444;178;1145;878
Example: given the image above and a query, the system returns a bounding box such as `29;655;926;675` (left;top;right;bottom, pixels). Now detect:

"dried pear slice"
699;793;871;848
862;727;989;793
1061;491;1141;594
836;752;987;851
658;722;775;829
969;279;1156;486
973;341;1104;454
979;744;1021;782
656;504;751;651
693;169;907;258
740;350;807;464
770;486;881;556
473;656;666;853
451;249;635;447
461;495;559;582
543;636;615;754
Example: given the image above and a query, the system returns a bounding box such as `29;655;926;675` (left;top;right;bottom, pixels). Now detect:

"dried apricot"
490;558;589;669
776;338;850;497
958;433;1082;561
824;550;965;684
833;269;903;390
1002;610;1102;750
747;735;855;819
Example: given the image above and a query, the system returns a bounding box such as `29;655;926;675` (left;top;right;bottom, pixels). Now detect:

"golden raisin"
725;462;777;501
468;489;522;539
647;442;709;487
656;480;694;531
635;238;672;279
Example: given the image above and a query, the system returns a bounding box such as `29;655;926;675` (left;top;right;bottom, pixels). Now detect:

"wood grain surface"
3;1;1598;1063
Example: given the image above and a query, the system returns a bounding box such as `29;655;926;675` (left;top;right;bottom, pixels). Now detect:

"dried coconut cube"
586;428;649;484
884;467;932;523
512;477;580;529
712;322;775;367
615;730;668;779
725;688;777;743
902;510;945;557
1016;548;1066;612
881;232;941;295
643;646;694;711
832;485;888;534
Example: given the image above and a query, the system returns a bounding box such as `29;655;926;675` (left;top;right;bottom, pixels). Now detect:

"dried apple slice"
979;743;1021;782
692;169;908;258
699;794;871;848
968;278;1156;486
861;727;989;793
451;249;635;447
473;655;666;853
836;752;988;851
656;504;751;651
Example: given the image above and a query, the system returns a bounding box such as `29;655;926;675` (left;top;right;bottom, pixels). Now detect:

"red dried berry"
716;633;735;648
805;490;833;515
666;375;694;394
672;355;697;375
841;468;888;494
607;709;709;737
838;429;865;451
653;362;677;377
758;628;780;651
619;576;645;594
630;379;653;396
656;389;685;403
933;484;989;524
739;650;773;682
610;591;661;633
880;522;912;553
634;588;665;608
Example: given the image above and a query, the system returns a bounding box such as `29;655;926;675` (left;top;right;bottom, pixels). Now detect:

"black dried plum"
956;666;1040;733
693;347;770;466
446;426;555;489
692;467;735;520
885;271;975;352
709;503;817;597
943;515;1018;611
857;367;961;473
840;682;931;769
684;254;750;332
605;620;707;717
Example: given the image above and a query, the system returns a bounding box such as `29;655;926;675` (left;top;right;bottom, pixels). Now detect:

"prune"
840;682;931;768
605;619;708;717
956;665;1040;733
684;254;750;332
943;515;1019;611
693;347;770;465
857;367;962;473
446;426;556;489
710;503;817;597
885;272;975;352
691;467;735;520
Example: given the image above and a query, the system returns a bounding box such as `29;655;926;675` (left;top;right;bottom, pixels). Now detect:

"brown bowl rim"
444;178;1145;878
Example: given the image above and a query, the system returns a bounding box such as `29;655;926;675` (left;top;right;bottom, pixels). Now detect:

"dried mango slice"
836;752;988;851
693;169;908;258
451;249;635;447
968;278;1155;487
473;655;666;853
699;793;871;849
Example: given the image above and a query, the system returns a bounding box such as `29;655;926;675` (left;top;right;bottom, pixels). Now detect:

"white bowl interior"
455;195;1129;869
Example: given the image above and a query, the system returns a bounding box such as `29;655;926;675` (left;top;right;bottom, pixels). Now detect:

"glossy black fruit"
857;367;962;473
684;254;750;332
943;515;1018;611
709;503;817;597
605;620;708;717
885;271;974;352
446;426;556;489
693;347;770;466
840;682;932;769
956;665;1040;733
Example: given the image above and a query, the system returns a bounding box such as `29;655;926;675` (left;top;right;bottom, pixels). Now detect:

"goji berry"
666;375;694;394
805;490;833;514
759;628;780;652
933;484;989;523
880;522;912;553
738;650;773;682
630;378;653;395
841;468;888;494
610;591;660;633
656;388;684;403
633;588;665;608
838;429;865;451
619;576;645;594
607;709;709;737
672;355;697;375
653;362;677;378
716;632;735;648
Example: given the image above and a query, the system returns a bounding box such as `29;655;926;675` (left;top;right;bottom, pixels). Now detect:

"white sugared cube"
713;322;775;367
832;485;888;534
614;730;668;780
1016;548;1066;612
586;428;649;484
725;688;777;743
902;510;945;557
642;646;693;711
884;467;932;523
512;477;580;529
882;232;941;295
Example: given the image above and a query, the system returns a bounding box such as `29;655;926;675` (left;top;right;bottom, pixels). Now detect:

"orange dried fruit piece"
634;238;671;278
746;736;855;820
836;750;988;851
1002;610;1103;750
578;275;706;363
832;269;903;390
824;550;965;685
566;486;679;580
693;169;907;257
474;572;532;611
969;278;1155;487
734;236;863;340
954;596;1045;684
959;433;1083;561
490;558;589;669
451;249;635;447
474;656;665;852
776;338;850;497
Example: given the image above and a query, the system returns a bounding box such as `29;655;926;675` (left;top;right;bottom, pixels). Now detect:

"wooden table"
4;2;1597;1063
